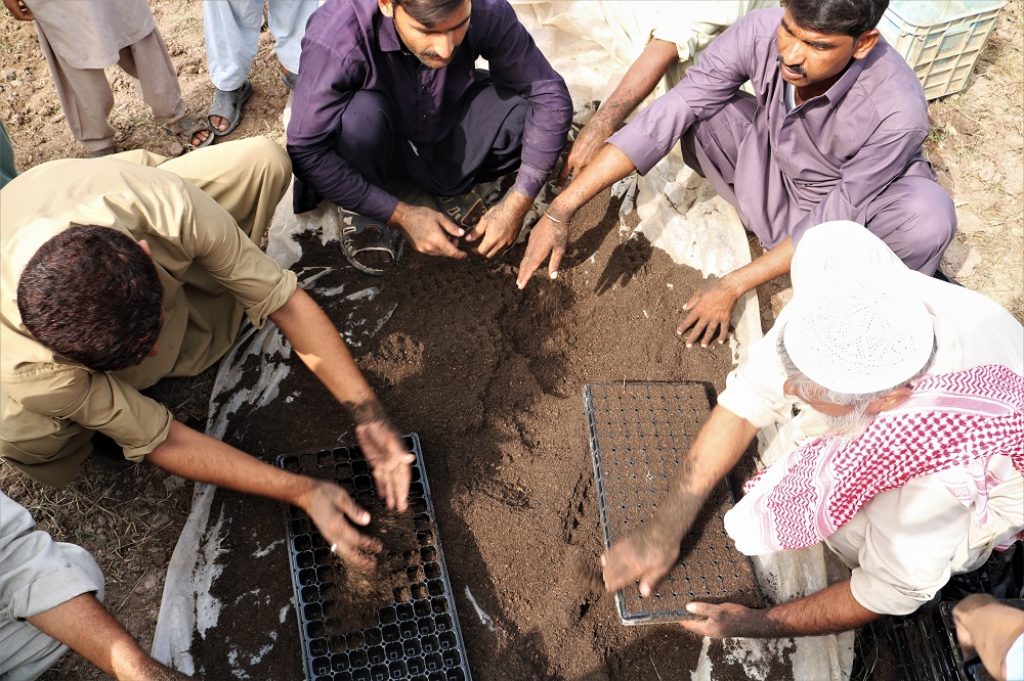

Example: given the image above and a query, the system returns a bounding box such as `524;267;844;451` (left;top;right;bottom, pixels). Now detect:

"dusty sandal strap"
339;211;404;276
436;190;486;229
208;81;253;137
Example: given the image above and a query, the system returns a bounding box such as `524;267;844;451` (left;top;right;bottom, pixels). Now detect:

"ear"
866;385;912;414
852;28;880;60
137;239;153;258
378;0;394;18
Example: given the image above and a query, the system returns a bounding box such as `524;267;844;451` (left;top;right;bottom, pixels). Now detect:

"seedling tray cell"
277;434;472;681
584;382;762;625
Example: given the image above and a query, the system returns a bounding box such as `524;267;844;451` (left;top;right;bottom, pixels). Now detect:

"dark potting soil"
189;191;789;680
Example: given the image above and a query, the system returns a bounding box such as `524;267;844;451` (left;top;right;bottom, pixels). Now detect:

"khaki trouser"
37;27;185;154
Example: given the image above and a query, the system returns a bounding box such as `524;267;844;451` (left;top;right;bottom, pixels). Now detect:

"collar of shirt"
376;11;403;53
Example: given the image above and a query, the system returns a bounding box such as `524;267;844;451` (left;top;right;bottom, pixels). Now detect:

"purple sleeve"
790;126;928;243
609;10;769;175
286;40;398;222
478;1;572;199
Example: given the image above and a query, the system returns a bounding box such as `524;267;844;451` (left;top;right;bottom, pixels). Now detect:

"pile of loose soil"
188;192;775;680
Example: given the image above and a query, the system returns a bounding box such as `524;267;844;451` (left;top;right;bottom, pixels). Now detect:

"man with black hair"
518;0;956;348
286;0;572;274
0;139;414;570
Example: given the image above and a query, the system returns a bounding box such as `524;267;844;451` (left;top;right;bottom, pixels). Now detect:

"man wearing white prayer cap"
602;220;1024;638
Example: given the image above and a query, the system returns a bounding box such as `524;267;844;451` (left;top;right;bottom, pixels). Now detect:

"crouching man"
602;221;1023;637
0;139;413;569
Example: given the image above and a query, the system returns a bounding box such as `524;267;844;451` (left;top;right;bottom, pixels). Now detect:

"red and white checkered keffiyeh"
725;364;1024;555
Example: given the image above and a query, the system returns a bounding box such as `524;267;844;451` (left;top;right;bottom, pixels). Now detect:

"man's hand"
677;275;741;348
516;211;569;289
954;593;1024;681
300;480;382;570
390;202;466;259
680;601;766;638
2;0;33;20
467;189;532;258
601;517;684;597
559;119;614;187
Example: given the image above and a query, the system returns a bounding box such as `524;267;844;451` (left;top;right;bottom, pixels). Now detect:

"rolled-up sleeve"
0;493;103;623
480;1;572;199
180;183;297;328
286;41;398;221
609;10;762;175
848;479;968;615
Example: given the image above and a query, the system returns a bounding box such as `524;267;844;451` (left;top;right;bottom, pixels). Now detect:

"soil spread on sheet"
192;193;792;680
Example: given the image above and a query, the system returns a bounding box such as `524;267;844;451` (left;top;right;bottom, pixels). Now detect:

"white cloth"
718;220;1024;615
0;493;104;681
1008;633;1024;681
203;0;319;91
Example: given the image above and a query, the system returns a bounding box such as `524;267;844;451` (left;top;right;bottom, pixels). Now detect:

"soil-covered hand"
953;593;1024;680
516;212;569;289
680;601;767;639
392;203;466;259
558;118;614;186
601;518;682;597
356;419;415;512
467;189;531;258
302;480;382;571
2;0;33;20
676;275;741;348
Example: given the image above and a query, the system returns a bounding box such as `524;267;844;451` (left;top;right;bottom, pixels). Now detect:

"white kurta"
718;220;1024;615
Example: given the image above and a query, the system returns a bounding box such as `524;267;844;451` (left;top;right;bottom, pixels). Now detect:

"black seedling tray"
277;434;472;681
585;381;763;625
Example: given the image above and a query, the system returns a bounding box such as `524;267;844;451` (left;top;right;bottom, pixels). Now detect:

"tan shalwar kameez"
0;138;296;487
24;0;186;153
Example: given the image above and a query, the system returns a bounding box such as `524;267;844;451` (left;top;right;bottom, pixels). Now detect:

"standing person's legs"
679;92;758;208
116;29;186;125
266;0;319;76
862;175;956;275
35;29;116;155
203;0;263;91
157;137;292;244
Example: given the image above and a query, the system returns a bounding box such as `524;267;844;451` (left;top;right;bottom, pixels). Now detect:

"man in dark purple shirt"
517;0;955;349
287;0;571;271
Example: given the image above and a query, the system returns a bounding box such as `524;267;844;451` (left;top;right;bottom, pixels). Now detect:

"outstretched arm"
560;38;680;185
270;288;415;511
681;579;880;638
602;406;758;595
28;593;191;680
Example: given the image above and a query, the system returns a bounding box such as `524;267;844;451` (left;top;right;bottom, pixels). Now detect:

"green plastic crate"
879;1;1005;100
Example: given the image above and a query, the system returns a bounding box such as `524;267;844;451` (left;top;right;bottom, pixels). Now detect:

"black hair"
17;225;163;372
781;0;889;38
392;0;467;27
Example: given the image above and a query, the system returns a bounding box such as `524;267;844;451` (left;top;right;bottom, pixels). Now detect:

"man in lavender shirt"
517;0;955;348
287;0;572;273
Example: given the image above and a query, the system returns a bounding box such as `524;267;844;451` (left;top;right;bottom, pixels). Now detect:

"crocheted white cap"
782;281;934;395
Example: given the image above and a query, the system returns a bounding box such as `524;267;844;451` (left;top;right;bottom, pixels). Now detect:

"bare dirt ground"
1;1;1021;680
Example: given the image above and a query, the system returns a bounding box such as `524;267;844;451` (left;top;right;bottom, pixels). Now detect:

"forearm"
756;579;881;638
720;238;794;299
28;594;188;681
658;406;757;536
271;288;380;416
547;145;636;220
148;420;316;508
592;38;679;133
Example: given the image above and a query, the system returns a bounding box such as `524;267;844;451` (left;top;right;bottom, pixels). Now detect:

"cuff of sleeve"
608;95;694;176
122;406;173;462
512;164;548;201
246;269;299;329
850;567;938;616
717;381;782;431
356;185;400;224
10;564;103;621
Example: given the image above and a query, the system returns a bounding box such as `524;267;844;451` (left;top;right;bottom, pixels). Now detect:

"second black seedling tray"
585;381;763;625
277;434;472;681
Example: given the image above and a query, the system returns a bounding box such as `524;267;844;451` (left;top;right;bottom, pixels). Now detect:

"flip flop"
162;114;215;150
435;189;487;230
339;209;405;276
208;80;253;137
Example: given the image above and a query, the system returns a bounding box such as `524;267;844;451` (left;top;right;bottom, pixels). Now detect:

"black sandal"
208;81;253;137
339;209;405;276
435;189;487;230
